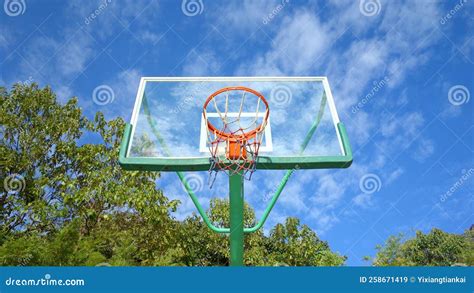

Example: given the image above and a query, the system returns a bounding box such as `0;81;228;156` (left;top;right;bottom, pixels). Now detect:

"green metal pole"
229;172;244;266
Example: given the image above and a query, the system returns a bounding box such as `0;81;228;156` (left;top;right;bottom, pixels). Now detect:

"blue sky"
1;0;473;265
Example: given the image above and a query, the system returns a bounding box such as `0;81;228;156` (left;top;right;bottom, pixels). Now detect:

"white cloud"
412;138;435;162
278;172;312;212
347;111;376;146
55;85;74;103
14;26;95;102
182;50;222;76
214;1;277;33
386;167;404;185
307;208;340;235
382;112;424;138
236;10;331;75
0;27;11;49
353;193;374;208
138;30;164;44
312;174;346;207
92;69;143;120
368;110;437;170
56;31;94;76
334;40;389;105
440;105;462;119
459;36;474;61
7;0;163;106
69;0;161;40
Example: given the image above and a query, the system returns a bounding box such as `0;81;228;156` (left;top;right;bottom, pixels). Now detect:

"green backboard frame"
119;122;352;171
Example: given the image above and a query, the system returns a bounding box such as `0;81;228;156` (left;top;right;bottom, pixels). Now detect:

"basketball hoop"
203;86;270;181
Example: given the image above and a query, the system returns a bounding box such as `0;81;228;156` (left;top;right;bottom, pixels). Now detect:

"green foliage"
0;233;46;266
0;83;344;266
459;229;474;265
1;83;87;233
208;198;256;228
0;203;344;267
265;218;346;266
0;83;178;237
370;229;474;266
368;234;406;266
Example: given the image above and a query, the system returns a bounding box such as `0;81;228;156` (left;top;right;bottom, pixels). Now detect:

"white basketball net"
203;87;269;183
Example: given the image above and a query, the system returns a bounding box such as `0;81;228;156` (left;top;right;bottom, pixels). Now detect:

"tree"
367;234;407;266
369;228;474;266
265;218;346;266
173;198;267;266
1;84;87;235
0;83;178;238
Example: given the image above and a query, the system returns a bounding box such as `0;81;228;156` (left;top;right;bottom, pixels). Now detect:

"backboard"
119;77;352;172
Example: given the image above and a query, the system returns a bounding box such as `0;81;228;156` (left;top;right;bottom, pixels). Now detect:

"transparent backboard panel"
128;77;344;159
